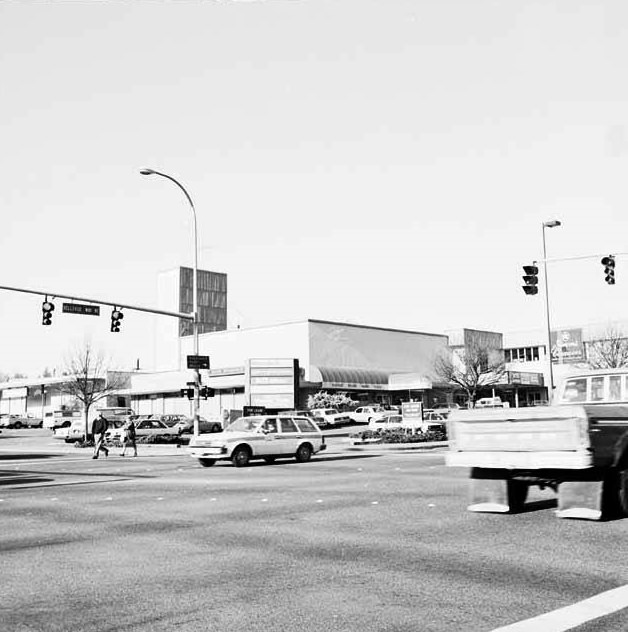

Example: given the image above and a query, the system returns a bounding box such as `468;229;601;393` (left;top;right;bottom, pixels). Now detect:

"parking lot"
1;430;627;632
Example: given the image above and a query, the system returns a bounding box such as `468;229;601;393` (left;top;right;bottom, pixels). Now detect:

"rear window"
294;418;317;433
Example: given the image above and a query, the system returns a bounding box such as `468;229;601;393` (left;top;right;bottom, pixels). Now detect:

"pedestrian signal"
601;255;616;285
110;308;124;332
42;300;55;325
522;265;539;295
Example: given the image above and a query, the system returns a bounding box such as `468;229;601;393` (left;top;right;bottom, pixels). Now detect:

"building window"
505;346;541;363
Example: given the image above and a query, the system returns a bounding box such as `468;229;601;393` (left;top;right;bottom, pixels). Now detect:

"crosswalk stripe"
491;584;628;631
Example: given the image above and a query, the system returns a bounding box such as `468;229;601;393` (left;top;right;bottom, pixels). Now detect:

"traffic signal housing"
522;265;539;295
110;308;124;332
180;388;195;399
42;300;55;325
601;255;616;285
200;386;215;399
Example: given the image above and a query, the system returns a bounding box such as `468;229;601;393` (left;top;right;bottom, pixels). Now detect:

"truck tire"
507;480;529;512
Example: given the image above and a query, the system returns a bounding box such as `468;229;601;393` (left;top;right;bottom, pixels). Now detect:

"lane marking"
491;584;628;631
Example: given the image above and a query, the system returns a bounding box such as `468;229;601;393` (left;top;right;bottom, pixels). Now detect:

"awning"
310;366;392;390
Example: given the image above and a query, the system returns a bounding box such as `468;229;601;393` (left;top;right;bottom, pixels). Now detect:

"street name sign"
187;355;210;370
62;303;100;316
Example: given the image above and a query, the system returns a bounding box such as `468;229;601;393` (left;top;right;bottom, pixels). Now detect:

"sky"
2;0;628;377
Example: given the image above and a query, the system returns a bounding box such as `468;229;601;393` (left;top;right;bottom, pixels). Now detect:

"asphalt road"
1;430;627;632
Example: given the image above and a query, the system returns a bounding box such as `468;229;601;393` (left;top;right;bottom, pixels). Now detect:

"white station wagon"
188;415;326;468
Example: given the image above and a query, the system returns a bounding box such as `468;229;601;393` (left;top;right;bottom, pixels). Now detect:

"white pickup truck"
446;369;628;520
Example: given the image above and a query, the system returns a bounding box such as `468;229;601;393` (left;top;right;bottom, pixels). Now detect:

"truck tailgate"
448;406;588;452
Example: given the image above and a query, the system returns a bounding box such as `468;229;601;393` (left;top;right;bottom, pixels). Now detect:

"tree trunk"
84;406;91;442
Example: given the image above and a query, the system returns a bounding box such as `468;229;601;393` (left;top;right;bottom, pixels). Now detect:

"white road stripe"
491;585;628;631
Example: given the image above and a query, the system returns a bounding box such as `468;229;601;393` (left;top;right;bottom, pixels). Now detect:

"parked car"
154;414;188;428
310;408;352;427
106;417;179;444
174;416;222;435
348;406;391;424
188;414;326;468
0;414;43;429
421;411;448;433
475;397;508;409
368;414;405;432
61;417;127;443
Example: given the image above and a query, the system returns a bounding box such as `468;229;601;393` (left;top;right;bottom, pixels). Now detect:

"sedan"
368;414;405;432
174;416;222;435
106;418;180;444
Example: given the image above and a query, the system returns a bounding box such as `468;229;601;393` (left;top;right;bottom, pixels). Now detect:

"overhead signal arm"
0;284;194;329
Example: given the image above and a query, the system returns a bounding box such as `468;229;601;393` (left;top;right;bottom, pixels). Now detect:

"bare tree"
586;326;628;369
59;343;128;440
434;341;506;407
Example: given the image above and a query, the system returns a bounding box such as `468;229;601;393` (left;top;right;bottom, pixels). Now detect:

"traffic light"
601;255;616;285
180;388;194;399
522;265;539;295
200;386;215;399
42;300;54;325
110;308;124;332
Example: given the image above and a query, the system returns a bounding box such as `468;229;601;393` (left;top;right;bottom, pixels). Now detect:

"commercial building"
1;264;623;419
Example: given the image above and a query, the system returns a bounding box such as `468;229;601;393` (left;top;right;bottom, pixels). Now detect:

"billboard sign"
551;329;585;364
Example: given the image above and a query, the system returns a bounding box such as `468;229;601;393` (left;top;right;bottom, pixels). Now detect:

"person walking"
120;418;137;457
92;413;109;459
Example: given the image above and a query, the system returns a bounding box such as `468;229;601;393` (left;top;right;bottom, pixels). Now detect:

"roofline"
195;318;448;340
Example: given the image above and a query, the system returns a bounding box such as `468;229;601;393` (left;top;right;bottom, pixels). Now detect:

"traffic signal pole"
541;224;556;395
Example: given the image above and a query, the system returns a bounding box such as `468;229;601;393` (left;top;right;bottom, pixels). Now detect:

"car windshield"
225;417;264;432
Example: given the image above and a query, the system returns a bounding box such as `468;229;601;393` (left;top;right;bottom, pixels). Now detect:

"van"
43;409;83;430
475;397;509;409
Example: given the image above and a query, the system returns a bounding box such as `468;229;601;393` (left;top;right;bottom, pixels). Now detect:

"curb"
345;441;448;452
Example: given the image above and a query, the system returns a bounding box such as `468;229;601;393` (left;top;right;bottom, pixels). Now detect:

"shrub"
350;428;447;444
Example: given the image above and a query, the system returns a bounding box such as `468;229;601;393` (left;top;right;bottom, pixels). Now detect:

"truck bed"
446;405;592;469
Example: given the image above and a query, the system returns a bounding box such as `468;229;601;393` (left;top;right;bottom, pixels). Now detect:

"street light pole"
140;168;201;436
541;220;561;398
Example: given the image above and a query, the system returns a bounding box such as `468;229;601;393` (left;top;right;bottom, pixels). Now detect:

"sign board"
551;329;585;364
62;303;100;316
187;355;210;370
243;406;266;417
401;402;424;429
508;371;544;386
401;402;423;420
247;358;298;410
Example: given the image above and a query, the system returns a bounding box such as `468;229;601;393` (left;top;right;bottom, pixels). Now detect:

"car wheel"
295;444;312;463
231;446;251;468
14;422;22;429
264;457;277;464
199;458;216;468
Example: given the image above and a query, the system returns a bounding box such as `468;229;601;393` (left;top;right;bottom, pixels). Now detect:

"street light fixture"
542;219;561;396
140;168;201;436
